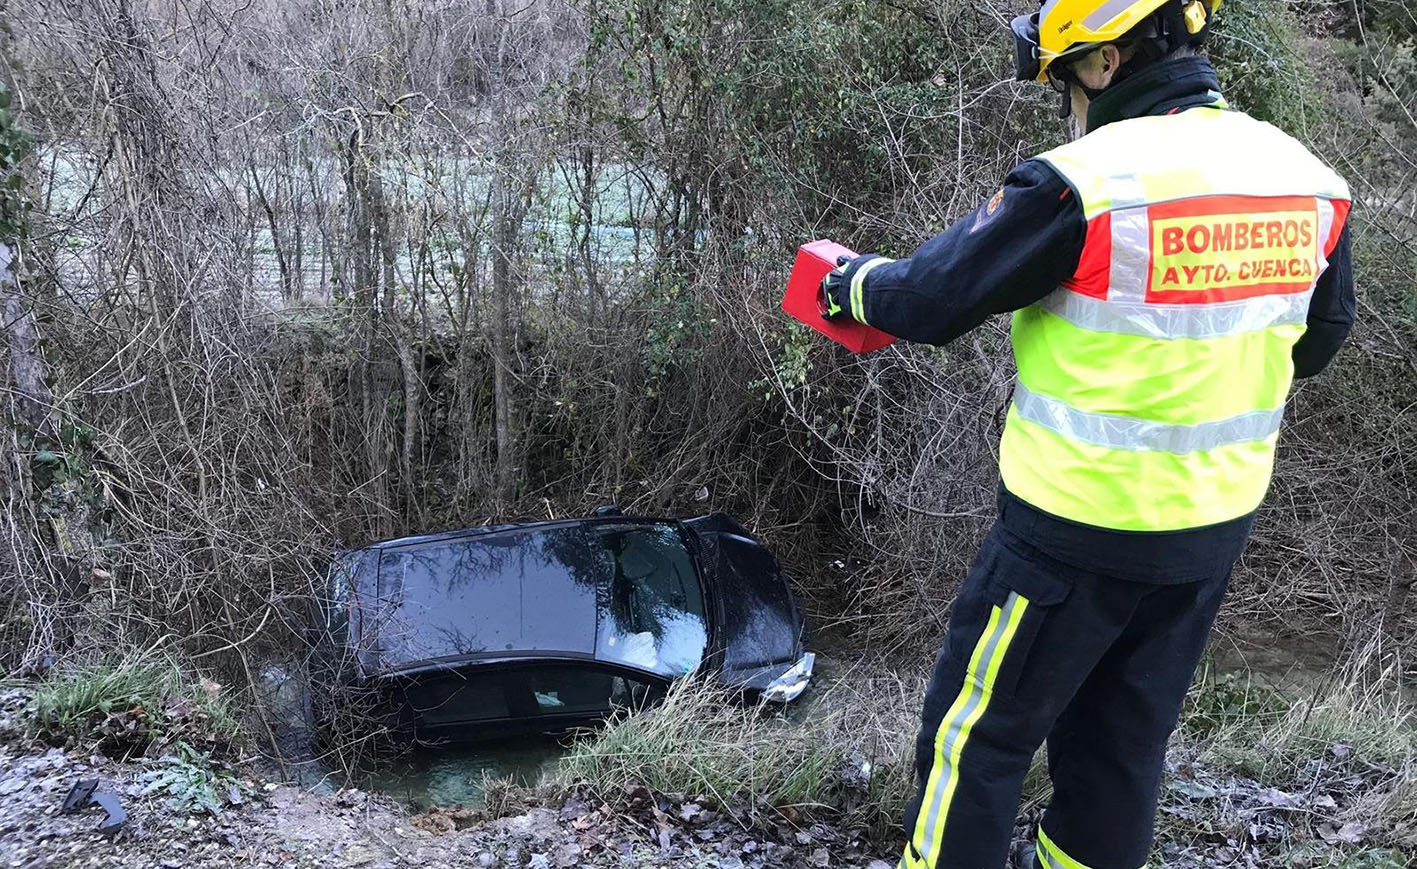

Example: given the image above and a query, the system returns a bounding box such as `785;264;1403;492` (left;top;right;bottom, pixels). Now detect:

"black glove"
819;254;886;322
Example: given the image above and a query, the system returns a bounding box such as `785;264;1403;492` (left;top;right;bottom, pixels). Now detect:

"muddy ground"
0;756;900;869
0;688;897;869
3;684;1413;868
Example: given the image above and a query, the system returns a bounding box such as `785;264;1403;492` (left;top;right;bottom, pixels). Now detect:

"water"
362;739;563;810
260;663;569;809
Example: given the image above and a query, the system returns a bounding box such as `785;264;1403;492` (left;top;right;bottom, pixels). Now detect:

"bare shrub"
0;0;1409;733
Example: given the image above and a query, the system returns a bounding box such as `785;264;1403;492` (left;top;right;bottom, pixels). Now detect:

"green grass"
554;675;842;811
1162;654;1417;862
536;648;1417;862
30;654;240;755
549;666;920;834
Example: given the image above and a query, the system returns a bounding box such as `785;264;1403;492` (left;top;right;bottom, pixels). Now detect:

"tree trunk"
0;244;55;440
489;170;516;507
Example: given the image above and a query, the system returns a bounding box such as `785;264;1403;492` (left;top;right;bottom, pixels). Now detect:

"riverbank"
0;683;898;868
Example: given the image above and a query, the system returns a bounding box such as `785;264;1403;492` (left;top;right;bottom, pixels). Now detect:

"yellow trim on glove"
849;257;893;325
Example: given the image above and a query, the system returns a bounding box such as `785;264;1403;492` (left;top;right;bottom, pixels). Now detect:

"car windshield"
587;523;708;678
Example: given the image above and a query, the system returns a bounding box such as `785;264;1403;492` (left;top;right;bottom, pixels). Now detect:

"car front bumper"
760;652;816;703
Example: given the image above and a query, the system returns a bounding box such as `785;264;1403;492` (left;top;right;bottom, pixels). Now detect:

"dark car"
316;511;813;741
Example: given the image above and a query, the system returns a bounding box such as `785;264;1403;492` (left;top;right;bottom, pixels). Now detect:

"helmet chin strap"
1058;78;1107;120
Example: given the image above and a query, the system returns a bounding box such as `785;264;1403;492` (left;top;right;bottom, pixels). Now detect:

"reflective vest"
999;107;1351;532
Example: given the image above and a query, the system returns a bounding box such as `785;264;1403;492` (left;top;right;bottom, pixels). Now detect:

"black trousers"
899;523;1230;869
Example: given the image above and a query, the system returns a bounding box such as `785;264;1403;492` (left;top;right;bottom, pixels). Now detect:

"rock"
1318;821;1366;845
678;802;702;822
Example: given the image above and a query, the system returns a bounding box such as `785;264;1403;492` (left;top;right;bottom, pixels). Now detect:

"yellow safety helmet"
1011;0;1221;83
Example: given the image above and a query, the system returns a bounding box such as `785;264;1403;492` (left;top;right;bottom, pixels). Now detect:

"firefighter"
820;0;1354;866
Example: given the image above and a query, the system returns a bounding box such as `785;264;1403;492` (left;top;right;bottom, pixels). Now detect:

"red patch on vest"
1145;194;1325;303
1062;212;1111;300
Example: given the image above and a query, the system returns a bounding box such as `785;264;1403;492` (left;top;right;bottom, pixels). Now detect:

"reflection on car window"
376;528;605;669
589;523;708;678
412;674;510;725
326;552;358;640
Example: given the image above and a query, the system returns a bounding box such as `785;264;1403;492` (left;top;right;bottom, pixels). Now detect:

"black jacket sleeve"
858;160;1086;346
1292;224;1356;378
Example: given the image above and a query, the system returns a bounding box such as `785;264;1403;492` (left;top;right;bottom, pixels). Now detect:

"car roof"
353;519;707;677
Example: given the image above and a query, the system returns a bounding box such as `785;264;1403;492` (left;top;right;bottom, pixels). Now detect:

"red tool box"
781;239;897;355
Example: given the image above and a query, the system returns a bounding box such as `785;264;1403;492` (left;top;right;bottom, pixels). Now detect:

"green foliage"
30;656;240;757
1181;668;1290;740
641;278;714;380
0;78;31;241
140;741;250;816
1209;0;1324;135
576;0;1053;257
555;676;842;811
752;323;813;400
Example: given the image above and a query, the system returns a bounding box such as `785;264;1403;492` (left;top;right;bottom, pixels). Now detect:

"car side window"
410;674;512;725
521;666;654;716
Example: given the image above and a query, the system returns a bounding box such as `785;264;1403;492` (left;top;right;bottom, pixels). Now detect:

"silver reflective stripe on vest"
1108;203;1151;303
1013;382;1284;453
1038;289;1313;339
1316;197;1337;274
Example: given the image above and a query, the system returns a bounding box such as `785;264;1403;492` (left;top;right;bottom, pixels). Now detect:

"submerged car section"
320;513;811;741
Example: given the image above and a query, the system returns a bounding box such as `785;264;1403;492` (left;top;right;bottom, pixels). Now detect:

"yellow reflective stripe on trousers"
849;257;893;325
1036;827;1145;869
905;592;1030;868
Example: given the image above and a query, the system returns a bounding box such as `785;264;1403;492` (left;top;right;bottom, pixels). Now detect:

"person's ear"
1097;44;1124;87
